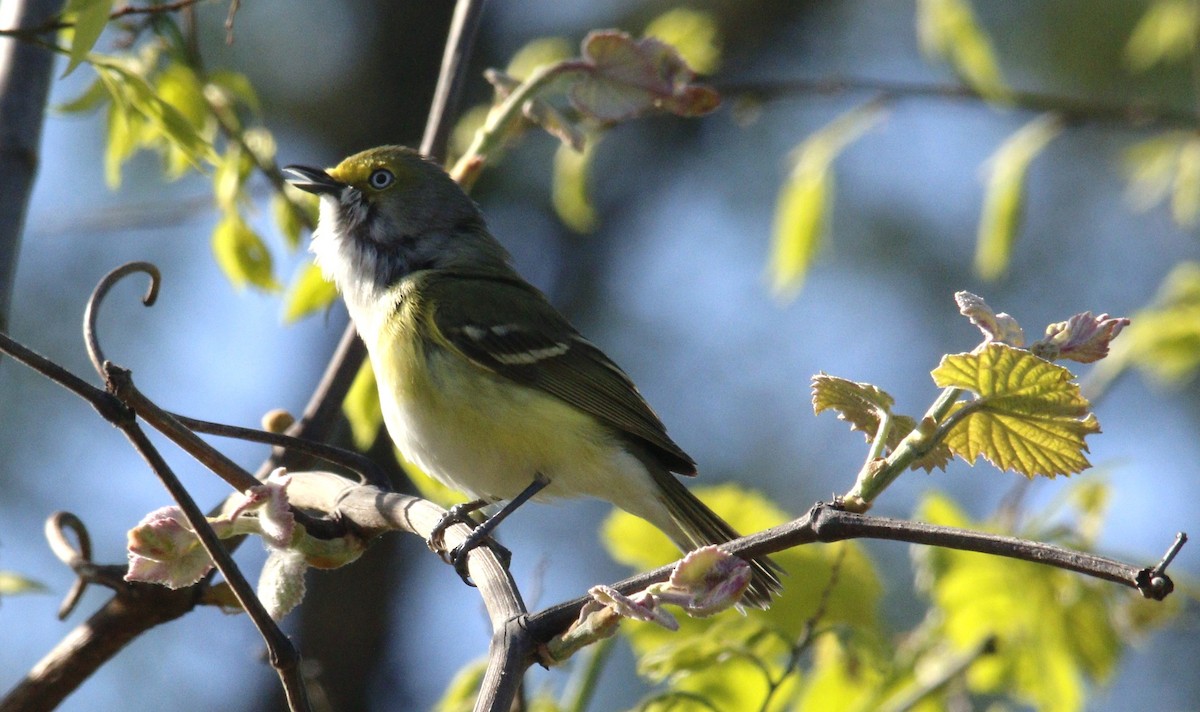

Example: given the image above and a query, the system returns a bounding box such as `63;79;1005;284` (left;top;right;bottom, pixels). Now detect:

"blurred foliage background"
1;1;1198;710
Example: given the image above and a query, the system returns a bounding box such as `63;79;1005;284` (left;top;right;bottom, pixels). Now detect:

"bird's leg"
428;498;490;553
448;474;549;584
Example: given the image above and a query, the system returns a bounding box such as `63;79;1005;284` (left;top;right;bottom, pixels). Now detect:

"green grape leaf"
281;262;337;323
932;343;1099;477
62;0;114;77
211;212;280;292
0;571;48;596
914;493;1125;712
551;139;598;233
915;0;1010;100
570;30;720;121
1126;0;1199;71
769;103;884;297
343;360;382;451
812;373;897;431
975;113;1062;281
812;374;950;472
794;635;884;712
644;8;722;75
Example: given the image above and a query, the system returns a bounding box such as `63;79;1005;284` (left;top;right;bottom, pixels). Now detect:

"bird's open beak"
283;165;345;196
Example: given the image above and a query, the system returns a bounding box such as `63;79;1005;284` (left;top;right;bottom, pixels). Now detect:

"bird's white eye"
368;168;395;190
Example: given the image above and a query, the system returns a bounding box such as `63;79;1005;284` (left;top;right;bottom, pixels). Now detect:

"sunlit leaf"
1173;136;1200;225
154;63;211;178
211;212;280;291
1111;261;1200;383
343;361;382;451
62;0;114;77
1123;131;1188;211
273;189;310;251
769;104;884;297
975;113;1062;281
914;493;1126;712
207;69;262;114
795;635;884;712
644;8;722;75
932;343;1099;477
281;262;337;323
915;0;1010;100
551;139;598;233
257;549;307;621
1125;0;1199;71
55;76;108;114
506;36;573;81
433;658;488;712
0;571;48;596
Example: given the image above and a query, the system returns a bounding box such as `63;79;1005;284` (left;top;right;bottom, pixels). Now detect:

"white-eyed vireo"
284;146;781;606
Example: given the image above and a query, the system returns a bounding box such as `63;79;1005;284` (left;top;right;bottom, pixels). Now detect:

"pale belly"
374;345;664;515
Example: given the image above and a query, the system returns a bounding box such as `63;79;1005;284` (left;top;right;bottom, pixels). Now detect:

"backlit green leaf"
975;113;1062;281
62;0;114;77
914;492;1126;712
1110;261;1200;383
211;212;280;291
55;76;108;114
433;658;488;712
1126;0;1199;71
343;361;382;451
932;343;1099;477
770;104;884;298
281;262;337;323
916;0;1010;100
1173;136;1200;225
644;8;721;75
551;140;597;233
0;571;48;596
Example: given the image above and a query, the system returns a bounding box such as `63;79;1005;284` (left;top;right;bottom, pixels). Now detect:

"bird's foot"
427;499;488;554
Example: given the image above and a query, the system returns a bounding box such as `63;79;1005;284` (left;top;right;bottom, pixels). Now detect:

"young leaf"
1029;312;1129;364
1112;261;1200;383
644;8;721;75
55;76;109;114
282;262;338;323
1125;0;1199;71
915;0;1010;100
1123;131;1187;212
570;31;720;122
551;139;598;233
344;360;382;451
1172;135;1200;225
211;212;280;291
932;343;1100;477
975;113;1062;281
914;493;1124;712
257;549;307;621
770;104;884;297
62;0;114;77
956;290;1026;345
0;571;48;596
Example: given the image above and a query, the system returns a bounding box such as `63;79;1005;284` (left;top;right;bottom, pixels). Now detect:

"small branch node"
1137;532;1187;600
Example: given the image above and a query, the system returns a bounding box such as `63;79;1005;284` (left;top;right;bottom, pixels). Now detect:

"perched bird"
284;146;781;606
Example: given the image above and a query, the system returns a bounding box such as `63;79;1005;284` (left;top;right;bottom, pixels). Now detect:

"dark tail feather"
651;470;783;608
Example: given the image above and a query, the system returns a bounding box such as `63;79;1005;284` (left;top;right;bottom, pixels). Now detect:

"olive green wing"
424;272;696;474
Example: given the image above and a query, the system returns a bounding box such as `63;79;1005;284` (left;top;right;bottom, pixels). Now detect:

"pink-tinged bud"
125;507;213;589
